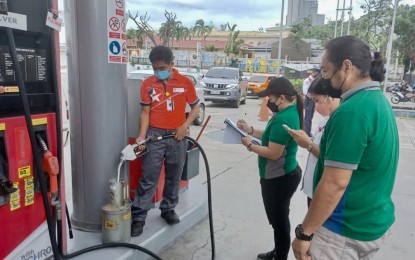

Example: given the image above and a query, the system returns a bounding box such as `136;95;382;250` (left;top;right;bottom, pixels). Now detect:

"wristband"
247;126;254;135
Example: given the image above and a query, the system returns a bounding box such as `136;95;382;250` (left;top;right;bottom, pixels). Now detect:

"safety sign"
109;41;121;55
107;0;126;64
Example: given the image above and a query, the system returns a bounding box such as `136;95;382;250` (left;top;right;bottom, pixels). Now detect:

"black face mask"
267;100;280;113
322;70;342;98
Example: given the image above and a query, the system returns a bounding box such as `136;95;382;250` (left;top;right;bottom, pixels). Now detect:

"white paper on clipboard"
223;118;262;145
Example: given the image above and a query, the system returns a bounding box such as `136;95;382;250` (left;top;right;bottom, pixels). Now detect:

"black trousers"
260;166;302;260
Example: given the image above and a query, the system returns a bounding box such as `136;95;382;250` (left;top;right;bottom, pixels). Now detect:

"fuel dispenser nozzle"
120;136;152;161
36;135;60;213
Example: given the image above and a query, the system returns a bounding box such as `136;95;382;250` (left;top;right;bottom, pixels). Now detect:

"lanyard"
159;80;170;97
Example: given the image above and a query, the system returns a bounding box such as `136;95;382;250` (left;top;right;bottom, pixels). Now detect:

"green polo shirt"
259;104;300;179
313;81;399;241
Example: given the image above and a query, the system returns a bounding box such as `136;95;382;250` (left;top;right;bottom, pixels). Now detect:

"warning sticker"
24;176;34;189
18;166;31;179
10;182;20;211
0;123;5;131
25;194;34;206
104;220;118;230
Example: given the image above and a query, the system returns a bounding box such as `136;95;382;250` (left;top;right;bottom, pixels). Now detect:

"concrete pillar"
64;0;127;231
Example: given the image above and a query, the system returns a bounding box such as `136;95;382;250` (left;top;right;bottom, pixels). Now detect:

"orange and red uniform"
140;68;199;129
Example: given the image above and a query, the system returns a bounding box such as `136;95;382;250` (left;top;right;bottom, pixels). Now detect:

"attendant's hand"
135;137;146;152
292;238;312;260
288;129;312;149
237;119;251;133
0;86;5;94
175;125;187;141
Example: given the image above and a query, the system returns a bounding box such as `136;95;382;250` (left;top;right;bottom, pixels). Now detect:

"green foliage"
224;24;245;56
394;4;415;72
205;44;217;52
289;79;304;92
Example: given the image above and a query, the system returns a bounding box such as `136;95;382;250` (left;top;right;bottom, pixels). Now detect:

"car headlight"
225;84;238;89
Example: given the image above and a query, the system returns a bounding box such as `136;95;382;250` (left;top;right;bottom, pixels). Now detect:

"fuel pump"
0;0;65;258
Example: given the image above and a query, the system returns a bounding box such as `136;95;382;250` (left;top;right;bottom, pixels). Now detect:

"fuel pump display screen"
0;46;47;83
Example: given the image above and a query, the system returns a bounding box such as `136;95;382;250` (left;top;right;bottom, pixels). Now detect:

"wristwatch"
295;224;313;241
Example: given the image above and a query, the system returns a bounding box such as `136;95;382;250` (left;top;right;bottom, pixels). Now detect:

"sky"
124;0;413;31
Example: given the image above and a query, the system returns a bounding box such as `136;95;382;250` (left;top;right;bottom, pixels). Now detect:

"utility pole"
340;0;346;36
277;0;285;76
383;0;399;93
347;0;352;35
334;0;340;37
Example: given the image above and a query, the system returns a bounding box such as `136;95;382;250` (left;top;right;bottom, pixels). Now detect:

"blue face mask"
154;70;171;80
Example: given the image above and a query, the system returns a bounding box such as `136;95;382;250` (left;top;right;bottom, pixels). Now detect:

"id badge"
167;99;174;111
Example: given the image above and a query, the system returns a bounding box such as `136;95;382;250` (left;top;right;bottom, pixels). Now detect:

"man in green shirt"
292;36;398;260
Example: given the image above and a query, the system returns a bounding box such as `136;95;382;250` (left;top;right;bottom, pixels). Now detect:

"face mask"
267;100;281;113
322;70;343;98
154;70;171;80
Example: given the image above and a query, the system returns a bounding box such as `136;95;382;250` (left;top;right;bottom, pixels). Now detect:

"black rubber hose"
6;27;62;260
152;134;216;260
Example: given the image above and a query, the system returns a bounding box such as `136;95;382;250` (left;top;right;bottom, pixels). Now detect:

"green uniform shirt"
259;104;300;179
314;82;399;241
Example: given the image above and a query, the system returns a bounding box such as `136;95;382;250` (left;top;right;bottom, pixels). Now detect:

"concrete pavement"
159;97;415;260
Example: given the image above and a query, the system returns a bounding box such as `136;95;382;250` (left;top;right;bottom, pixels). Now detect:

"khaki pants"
310;226;391;260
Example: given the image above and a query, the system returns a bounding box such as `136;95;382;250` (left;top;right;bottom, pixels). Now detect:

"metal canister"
102;203;131;244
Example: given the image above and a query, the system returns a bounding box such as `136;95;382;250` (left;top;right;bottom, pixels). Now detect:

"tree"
128;10;189;47
126;28;145;48
224;23;244;56
205;44;217;52
394;4;415;72
192;19;213;46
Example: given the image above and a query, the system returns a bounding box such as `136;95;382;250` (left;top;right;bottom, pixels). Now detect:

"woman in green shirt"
237;77;304;260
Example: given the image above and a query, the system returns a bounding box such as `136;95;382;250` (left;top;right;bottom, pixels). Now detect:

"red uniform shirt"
140;68;199;129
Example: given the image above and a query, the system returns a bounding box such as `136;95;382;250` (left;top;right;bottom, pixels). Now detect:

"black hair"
283;94;304;131
325;36;385;82
149;45;174;64
307;75;327;95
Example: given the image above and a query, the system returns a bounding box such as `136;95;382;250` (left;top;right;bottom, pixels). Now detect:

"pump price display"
0;46;47;83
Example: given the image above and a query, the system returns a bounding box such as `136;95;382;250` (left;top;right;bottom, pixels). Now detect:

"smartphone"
282;124;291;131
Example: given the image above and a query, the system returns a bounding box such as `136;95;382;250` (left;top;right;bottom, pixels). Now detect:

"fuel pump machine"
0;0;65;259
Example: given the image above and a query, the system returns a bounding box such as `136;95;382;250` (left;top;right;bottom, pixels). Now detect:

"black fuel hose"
151;134;216;260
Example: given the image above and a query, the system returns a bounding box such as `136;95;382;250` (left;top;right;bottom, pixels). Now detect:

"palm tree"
192;19;213;47
224;23;244;56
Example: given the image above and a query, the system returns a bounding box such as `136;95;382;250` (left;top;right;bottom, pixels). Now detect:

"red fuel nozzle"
36;135;59;195
42;151;59;194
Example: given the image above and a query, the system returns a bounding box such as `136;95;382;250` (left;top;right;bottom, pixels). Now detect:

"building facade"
286;0;325;26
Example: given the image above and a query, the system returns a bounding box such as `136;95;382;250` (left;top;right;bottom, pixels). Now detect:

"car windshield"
249;76;267;83
205;68;238;79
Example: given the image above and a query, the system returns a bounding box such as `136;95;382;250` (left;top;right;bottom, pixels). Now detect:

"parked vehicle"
391;91;415;104
127;70;206;125
201;67;248;108
247;74;277;97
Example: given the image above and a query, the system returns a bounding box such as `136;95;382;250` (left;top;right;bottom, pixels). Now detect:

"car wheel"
391;95;400;104
193;103;205;126
232;97;240;108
